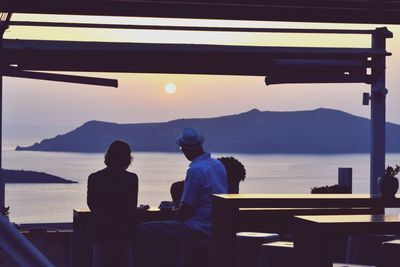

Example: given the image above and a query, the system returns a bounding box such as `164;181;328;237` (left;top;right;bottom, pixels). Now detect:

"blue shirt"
181;152;227;236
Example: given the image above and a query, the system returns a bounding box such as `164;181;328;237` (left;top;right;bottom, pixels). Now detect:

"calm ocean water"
2;139;400;223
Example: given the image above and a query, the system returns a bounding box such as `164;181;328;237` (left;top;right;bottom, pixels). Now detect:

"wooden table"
211;194;400;267
71;208;175;267
294;214;400;267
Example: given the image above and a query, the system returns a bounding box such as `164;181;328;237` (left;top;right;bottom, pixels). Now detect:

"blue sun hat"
176;127;204;149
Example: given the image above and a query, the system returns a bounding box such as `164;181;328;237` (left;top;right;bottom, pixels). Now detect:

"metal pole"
0;12;10;212
0;17;6;211
0;62;3;211
370;27;392;194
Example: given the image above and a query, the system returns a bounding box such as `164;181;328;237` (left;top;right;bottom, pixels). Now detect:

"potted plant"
1;206;10;221
378;165;400;198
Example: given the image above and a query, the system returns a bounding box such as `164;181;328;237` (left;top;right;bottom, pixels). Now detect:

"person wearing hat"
137;127;227;267
169;156;247;204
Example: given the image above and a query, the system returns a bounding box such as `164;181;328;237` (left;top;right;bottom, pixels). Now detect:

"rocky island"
2;169;77;184
14;108;400;153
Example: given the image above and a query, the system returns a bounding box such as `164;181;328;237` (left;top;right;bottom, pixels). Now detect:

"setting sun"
165;83;176;94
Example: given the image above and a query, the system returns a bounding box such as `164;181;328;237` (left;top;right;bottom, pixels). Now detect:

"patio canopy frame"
0;2;397;211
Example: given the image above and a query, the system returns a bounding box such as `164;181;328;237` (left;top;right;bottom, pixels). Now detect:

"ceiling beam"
4;67;118;87
2;0;400;24
2;39;387;76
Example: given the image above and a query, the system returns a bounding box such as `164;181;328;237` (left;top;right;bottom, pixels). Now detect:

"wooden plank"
212;193;400;208
2;40;382;75
7;21;377;35
4;40;387;56
236;207;384;233
2;0;400;24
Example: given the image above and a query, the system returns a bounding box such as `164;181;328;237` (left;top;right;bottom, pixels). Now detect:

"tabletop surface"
212;194;400;208
295;214;400;224
213;194;388;199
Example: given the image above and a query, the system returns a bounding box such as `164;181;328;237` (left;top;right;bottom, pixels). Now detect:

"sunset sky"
3;14;400;141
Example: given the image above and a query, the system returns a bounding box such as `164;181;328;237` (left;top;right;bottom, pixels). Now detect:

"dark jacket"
87;167;138;242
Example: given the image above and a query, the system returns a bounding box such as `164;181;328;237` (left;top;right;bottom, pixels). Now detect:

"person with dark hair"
87;140;138;267
217;156;246;193
138;127;227;267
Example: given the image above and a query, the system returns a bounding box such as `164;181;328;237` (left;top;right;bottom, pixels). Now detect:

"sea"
3;135;400;223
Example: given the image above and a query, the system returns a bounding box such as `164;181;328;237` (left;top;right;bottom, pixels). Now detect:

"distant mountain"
2;169;77;183
15;108;400;153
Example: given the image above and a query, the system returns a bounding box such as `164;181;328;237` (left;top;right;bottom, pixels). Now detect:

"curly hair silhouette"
218;157;246;193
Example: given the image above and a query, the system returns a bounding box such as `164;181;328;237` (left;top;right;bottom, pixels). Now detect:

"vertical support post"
0;16;6;211
370;27;392;195
0;13;11;212
212;195;238;267
0;61;3;211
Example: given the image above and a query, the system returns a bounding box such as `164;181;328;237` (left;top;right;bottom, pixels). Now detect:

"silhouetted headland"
15;108;400;153
2;169;77;184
